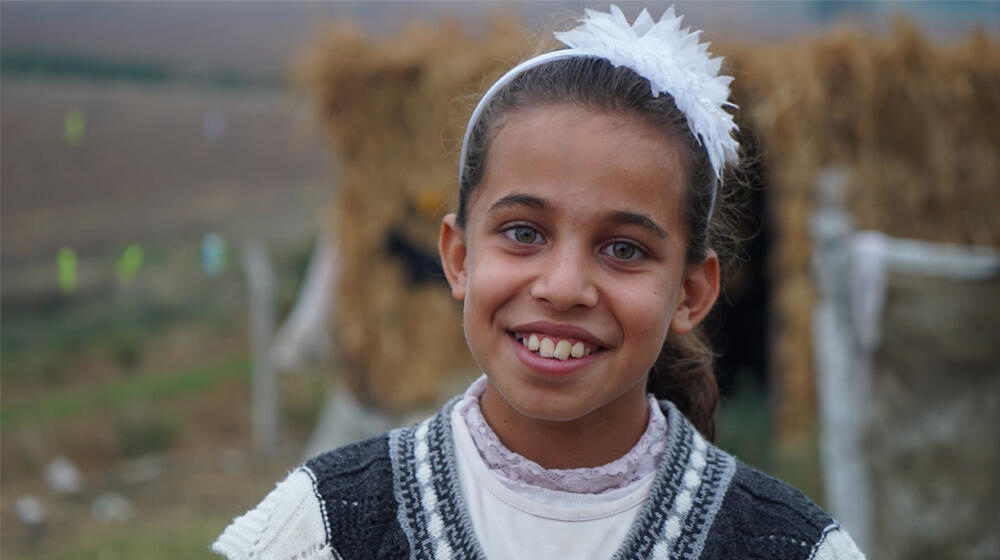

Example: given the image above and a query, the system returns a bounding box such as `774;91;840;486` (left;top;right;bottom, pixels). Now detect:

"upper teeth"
517;333;593;360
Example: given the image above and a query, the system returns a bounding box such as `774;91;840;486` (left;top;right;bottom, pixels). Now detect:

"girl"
214;6;865;559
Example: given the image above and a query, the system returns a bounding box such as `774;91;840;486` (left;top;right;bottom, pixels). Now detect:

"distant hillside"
1;50;280;88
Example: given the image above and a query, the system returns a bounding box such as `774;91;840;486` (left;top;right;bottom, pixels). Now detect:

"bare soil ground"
2;77;336;558
2;78;333;285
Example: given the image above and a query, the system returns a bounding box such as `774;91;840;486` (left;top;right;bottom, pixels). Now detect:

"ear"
438;213;468;301
669;250;720;334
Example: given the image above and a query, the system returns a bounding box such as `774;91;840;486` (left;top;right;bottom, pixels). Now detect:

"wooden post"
243;240;278;454
810;167;871;551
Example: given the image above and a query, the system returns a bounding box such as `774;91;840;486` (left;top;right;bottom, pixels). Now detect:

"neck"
479;381;650;469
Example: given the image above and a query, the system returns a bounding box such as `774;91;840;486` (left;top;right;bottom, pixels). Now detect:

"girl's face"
440;104;718;430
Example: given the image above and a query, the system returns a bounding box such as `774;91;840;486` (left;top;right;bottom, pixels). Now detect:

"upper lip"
508;321;607;349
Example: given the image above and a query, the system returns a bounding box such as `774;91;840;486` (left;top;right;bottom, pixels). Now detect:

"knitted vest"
304;399;837;560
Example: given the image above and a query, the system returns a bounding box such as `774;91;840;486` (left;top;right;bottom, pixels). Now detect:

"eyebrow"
486;192;669;239
609;210;669;239
487;193;551;214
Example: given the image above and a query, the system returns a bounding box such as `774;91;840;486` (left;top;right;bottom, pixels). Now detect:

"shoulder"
212;433;408;560
211;468;335;560
303;433;407;557
304;432;394;489
701;459;865;559
723;461;832;532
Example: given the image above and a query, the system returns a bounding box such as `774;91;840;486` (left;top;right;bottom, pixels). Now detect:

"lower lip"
508;334;601;377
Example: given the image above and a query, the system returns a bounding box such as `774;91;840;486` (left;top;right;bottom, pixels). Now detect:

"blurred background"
2;2;998;559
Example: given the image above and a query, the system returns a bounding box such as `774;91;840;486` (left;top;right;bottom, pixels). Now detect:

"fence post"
243;240;278;454
809;167;872;552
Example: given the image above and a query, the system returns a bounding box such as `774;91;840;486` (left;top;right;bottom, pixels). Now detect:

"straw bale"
720;23;1000;441
296;19;530;411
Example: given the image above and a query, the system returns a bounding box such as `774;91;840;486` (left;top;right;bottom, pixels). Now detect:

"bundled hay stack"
720;21;1000;443
296;19;532;411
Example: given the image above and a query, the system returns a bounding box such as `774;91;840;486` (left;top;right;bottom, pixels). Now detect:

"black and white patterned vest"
304;399;840;560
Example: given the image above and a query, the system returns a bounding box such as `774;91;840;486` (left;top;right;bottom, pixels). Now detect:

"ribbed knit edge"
609;398;692;560
210;541;335;560
607;400;736;560
429;400;491;559
808;523;866;560
302;466;332;545
682;446;737;559
389;423;428;560
210;469;334;560
390;397;491;560
807;524;841;560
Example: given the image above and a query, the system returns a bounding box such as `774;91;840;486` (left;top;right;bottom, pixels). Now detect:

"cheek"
626;297;675;373
619;281;677;326
613;274;682;364
464;252;517;314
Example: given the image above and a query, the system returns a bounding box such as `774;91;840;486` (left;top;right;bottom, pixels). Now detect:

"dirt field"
1;75;338;558
2;77;333;286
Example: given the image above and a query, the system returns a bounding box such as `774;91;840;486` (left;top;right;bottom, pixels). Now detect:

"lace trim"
459;376;667;494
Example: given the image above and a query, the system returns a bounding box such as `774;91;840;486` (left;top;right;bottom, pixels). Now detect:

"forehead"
470;104;687;226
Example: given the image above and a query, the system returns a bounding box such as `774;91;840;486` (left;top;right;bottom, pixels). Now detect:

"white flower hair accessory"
555;5;739;180
460;4;740;212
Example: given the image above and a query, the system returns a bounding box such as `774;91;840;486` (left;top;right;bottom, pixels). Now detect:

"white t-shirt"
450;398;656;559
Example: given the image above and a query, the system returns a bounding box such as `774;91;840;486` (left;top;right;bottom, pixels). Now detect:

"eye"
503;225;543;245
602;241;644;261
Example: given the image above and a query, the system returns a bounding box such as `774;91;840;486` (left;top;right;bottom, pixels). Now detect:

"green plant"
116;410;179;457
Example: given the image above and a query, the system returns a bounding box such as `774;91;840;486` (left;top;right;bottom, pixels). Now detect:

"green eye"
611;242;637;260
512;226;538;244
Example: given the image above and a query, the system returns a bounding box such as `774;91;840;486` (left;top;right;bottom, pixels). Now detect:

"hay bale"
721;23;1000;443
296;19;530;411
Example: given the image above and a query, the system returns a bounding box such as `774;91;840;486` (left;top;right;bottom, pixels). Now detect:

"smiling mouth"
512;332;599;361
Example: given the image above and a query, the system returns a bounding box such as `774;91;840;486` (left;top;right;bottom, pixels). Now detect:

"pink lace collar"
458;376;667;495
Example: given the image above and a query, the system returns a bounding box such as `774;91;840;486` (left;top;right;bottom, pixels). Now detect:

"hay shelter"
721;21;999;448
296;19;532;410
297;16;1000;432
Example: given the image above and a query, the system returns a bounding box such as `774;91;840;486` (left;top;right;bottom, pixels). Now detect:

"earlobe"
670;251;720;334
439;213;468;301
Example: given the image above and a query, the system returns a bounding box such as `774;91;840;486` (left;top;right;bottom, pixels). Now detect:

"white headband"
459;5;740;214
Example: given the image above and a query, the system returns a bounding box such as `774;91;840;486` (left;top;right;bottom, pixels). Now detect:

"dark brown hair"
458;56;738;440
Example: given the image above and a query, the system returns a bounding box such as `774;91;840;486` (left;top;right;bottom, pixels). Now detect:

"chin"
505;390;596;423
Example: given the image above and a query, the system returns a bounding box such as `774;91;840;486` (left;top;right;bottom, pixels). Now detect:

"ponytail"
647;328;719;441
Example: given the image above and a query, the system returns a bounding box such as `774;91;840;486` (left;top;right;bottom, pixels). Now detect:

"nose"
529;242;599;311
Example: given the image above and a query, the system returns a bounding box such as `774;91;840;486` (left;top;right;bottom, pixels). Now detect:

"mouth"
508;321;606;362
512;332;598;360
